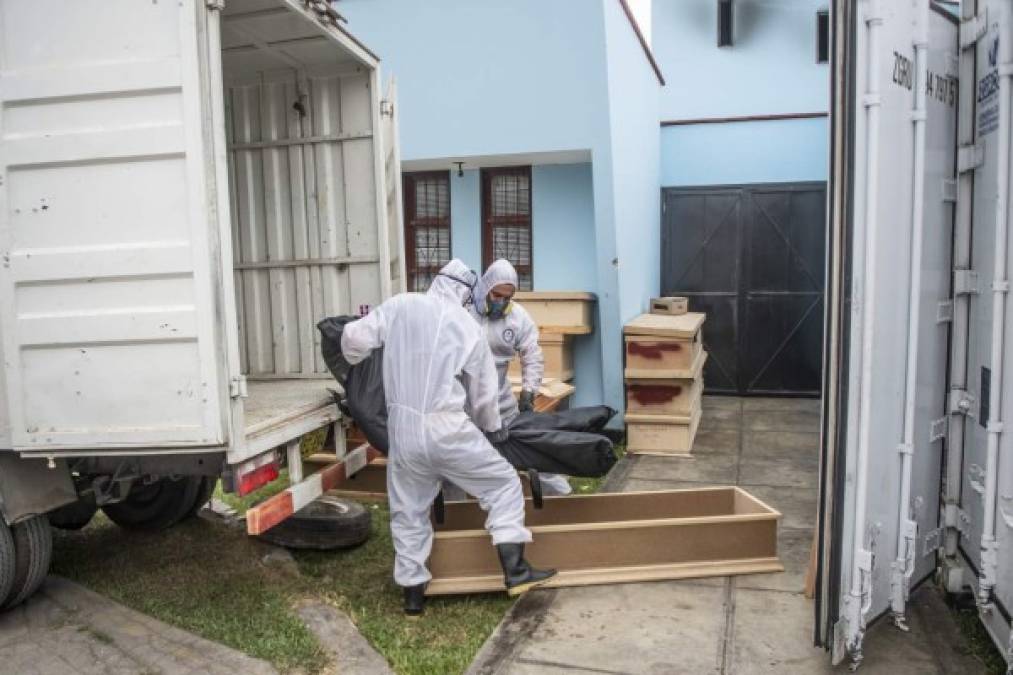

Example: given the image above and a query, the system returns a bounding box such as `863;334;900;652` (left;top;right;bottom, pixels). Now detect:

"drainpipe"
890;0;929;632
979;0;1012;610
845;0;882;667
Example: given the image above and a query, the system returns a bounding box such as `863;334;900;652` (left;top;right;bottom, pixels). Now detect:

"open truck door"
0;0;232;452
380;76;406;294
817;0;958;666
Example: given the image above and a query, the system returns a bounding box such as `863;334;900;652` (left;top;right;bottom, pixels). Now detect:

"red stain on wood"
629;384;682;405
627;341;682;359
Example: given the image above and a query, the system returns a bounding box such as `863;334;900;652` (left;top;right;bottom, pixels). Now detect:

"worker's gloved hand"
518;390;535;413
486;427;509;445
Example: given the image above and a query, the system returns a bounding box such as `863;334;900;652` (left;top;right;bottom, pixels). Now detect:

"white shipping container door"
826;0;956;662
0;0;229;450
960;0;1013;625
381;76;406;294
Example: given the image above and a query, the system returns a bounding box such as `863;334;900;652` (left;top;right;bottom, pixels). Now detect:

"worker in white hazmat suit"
341;259;556;617
469;259;573;496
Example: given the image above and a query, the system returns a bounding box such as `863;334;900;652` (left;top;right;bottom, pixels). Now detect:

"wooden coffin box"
626;353;706;417
625;405;702;457
624;312;705;379
426;487;782;595
513;291;596;334
509;332;574;382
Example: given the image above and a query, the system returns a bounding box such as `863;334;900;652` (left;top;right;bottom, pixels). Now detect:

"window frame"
481;165;534;290
816;9;830;64
402;170;452;292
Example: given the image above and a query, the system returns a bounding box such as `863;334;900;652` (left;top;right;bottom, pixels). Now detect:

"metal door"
661;182;827;396
0;0;230;451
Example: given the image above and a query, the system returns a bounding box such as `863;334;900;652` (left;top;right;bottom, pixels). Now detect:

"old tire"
257;496;370;551
4;515;52;609
0;520;16;607
48;497;98;531
102;476;203;531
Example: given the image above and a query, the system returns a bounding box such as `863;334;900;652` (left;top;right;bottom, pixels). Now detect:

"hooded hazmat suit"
469;259;572;497
341;259;531;587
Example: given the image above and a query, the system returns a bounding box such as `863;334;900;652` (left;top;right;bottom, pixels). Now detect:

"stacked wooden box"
624;311;707;456
508;292;595;384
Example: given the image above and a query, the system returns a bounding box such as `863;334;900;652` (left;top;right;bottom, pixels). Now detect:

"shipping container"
818;0;1011;668
0;0;403;604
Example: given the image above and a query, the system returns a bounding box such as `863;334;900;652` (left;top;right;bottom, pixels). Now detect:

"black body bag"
317;316;617;477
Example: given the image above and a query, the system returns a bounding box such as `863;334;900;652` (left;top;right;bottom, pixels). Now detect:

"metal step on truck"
0;0;404;608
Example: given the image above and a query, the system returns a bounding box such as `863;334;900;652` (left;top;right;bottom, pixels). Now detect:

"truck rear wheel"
102;476;203;531
3;515;52;609
48;496;98;531
0;520;16;607
184;476;217;519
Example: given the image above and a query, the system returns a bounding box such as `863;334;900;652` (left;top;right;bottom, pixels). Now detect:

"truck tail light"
237;461;279;496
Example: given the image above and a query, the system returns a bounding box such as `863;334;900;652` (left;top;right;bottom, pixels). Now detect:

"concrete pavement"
468;396;987;675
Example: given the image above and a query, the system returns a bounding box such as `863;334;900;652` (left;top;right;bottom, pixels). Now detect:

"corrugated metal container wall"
226;69;382;378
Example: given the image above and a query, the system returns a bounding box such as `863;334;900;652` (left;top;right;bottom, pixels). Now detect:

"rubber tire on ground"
256;496;371;551
47;496;98;531
3;515;52;609
0;520;16;607
102;476;204;531
184;476;217;519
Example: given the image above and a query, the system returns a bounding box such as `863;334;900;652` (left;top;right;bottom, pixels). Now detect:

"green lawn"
51;434;624;674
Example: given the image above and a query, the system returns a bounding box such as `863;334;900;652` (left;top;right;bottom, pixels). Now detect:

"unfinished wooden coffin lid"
624;311;705;339
514;291;596;334
426;487;782;595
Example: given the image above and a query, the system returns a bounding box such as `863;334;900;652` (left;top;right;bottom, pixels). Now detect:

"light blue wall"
660;117;829;186
449;170;481;272
339;0;610;161
653;0;829;188
530;163;603;408
653;0;829;120
340;0;663;417
604;0;661;328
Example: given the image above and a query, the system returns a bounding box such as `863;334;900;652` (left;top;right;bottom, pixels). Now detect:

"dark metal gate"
661;182;826;396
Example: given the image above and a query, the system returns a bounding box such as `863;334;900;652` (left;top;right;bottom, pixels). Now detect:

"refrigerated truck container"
817;0;1012;669
0;0;404;602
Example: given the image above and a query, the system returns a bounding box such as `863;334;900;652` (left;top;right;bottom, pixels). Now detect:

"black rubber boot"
496;543;557;597
403;583;426;617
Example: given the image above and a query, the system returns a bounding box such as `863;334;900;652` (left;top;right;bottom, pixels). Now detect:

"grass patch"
52;432;620;673
52;501;511;674
949;601;1007;674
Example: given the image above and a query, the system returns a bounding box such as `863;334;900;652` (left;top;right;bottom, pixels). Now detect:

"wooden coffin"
626;353;706;417
426;487;782;595
624;312;705;378
513;291;596;334
509;332;574;382
650;296;688;316
625;404;702;457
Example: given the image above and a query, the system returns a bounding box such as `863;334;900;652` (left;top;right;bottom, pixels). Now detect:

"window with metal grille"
482;166;533;290
403;171;452;292
816;10;829;64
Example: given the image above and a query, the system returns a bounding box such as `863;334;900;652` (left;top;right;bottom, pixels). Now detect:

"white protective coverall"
469;259;572;496
341;259;531;587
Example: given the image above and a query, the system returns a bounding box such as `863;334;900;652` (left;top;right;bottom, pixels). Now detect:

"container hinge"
1000;495;1013;530
206;0;225;10
959;9;988;50
937;300;953;323
968;464;986;495
954;269;980;295
380;99;394;118
929;417;948;442
944;503;973;537
957;142;984;173
949;388;976;417
897;442;914;456
942;179;957;203
230;375;248;399
923;527;943;555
